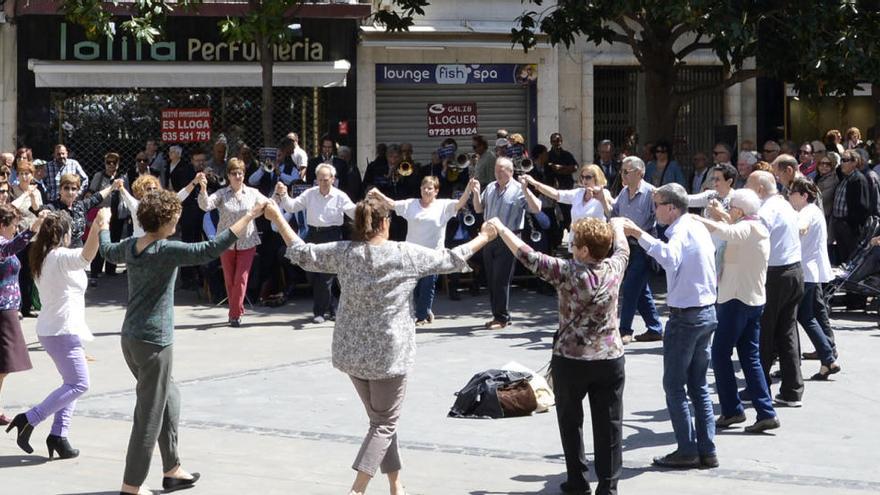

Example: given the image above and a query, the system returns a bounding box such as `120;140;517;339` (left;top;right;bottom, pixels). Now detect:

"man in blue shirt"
610;156;663;343
623;183;719;470
472;158;542;329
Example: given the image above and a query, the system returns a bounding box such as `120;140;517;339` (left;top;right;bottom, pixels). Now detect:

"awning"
27;60;351;88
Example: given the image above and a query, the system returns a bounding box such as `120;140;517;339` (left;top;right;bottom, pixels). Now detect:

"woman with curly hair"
117;174;195;237
99;189;266;495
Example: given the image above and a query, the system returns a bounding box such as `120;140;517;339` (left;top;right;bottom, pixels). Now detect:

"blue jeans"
711;300;776;421
619;244;663;335
797;282;836;365
663;305;716;457
414;275;437;321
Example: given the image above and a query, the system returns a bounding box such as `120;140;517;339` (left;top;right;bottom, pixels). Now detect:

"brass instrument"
516;157;534;174
526;214;542;243
446;154;470;182
398;161;414;177
463;207;476;227
262;161;276;174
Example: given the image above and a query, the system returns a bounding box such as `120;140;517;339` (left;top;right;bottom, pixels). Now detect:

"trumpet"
514;157;533;175
526;214;542;243
453;153;472;168
463;209;476;227
398;161;414;177
262;161;276;174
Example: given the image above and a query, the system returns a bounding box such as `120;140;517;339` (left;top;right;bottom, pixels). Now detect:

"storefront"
15;14;359;173
356;22;558;170
374;63;537;164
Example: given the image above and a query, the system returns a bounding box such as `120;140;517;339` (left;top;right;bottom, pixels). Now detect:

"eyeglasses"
580;174;595;180
841;157;855;163
136;158;148;163
621;169;637;175
818;161;832;166
105;160;118;165
762;148;779;154
0;190;9;194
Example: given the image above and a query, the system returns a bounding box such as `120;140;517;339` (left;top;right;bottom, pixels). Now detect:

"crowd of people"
0;124;875;495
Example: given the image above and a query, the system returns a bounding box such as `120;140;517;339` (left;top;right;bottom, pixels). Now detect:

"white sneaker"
313;315;325;324
773;394;802;408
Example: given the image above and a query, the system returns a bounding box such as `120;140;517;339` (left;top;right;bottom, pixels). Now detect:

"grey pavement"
2;274;879;495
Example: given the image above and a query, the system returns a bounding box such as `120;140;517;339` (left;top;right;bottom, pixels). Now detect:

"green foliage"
219;0;304;45
60;0;203;43
372;0;429;32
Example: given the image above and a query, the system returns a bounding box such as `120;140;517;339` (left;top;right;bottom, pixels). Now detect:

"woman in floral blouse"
198;158;269;327
265;197;495;495
487;215;629;495
0;204;45;427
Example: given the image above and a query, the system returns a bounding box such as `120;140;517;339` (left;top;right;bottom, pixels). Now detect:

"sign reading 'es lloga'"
161;108;212;143
426;102;478;138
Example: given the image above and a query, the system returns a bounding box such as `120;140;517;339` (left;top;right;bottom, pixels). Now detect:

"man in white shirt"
747;170;805;407
287;132;309;170
275;163;356;323
622;183;719;470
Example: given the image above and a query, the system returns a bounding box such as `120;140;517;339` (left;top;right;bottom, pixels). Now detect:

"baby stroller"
826;216;880;313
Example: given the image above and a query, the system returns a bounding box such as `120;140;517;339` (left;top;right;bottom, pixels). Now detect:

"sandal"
810;363;841;381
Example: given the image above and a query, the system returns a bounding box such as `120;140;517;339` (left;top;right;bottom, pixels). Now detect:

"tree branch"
669;23;692;45
612;18;644;63
675;39;714;61
674;68;761;100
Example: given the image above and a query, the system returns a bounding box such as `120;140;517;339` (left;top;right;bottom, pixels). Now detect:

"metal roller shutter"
376;83;529;165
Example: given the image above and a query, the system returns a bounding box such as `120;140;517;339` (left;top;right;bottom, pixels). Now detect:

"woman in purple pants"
6;208;107;458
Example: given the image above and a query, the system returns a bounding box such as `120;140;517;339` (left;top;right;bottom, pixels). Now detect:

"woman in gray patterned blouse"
488;215;629;495
265;197;495;495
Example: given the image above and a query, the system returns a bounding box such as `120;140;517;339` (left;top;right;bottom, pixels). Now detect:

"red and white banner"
426;102;478;138
161;108;212;143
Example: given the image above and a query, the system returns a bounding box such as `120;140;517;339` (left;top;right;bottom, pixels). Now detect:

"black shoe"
744;416;781;433
810;363;841;381
700;454;720;468
559;480;591;494
228;318;241;328
5;413;34;454
46;434;80;460
162;472;201;492
715;413;746;428
634;331;663;342
652;450;700;469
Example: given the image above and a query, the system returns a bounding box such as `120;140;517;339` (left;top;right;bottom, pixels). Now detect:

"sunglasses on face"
581;174;595;180
622;169;637;175
136;158;148;163
106;160;118;165
819;161;832;166
841;157;855;163
0;190;9;194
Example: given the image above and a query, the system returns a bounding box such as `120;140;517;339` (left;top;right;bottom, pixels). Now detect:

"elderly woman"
525;163;614;220
831;149;870;262
488;215;629;495
691;189;779;433
0;205;44;428
267;197;493;495
788;178;840;380
816;153;840;226
688;163;737;217
11;160;44;317
734;151;759;188
6;210;104;459
100;189;265;495
645;140;686;187
368;176;474;325
118;175;193;238
45;174;114;248
198;158;269;327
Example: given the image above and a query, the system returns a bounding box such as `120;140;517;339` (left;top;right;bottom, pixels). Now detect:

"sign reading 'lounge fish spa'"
376;64;537;85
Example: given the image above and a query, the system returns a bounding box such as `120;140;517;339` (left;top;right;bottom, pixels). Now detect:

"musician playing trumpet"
367;176;474;325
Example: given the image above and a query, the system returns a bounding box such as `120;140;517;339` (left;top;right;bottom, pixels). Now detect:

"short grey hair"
496;157;514;172
169;145;183;155
622;155;645;173
751;170;778;195
739;150;759;166
655;183;688;211
826;151;841;168
773;154;798;172
729;189;762;216
315;162;337;177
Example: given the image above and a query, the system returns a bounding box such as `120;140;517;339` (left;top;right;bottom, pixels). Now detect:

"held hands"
112;178;125;191
247;201;267;219
263;201;283;223
486;217;506;236
480;220;499;240
196;172;208;190
30;210;49;233
94;207;112;228
871;236;880;247
619;217;642;238
275;181;289;198
706;199;724;221
469;178;481;196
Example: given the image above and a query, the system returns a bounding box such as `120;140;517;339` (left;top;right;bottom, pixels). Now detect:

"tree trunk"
258;31;274;147
642;65;681;145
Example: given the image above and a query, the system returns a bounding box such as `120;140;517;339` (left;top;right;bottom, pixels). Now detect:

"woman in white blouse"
691;189;780;433
368;176;473;325
117;175;194;238
788;178;840;380
525;164;613;221
265;197;494;495
198;158;269;327
6;209;105;459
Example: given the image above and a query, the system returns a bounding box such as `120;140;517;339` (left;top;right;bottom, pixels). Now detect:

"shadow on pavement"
0;454;48;468
469;471;566;494
621;423;675;453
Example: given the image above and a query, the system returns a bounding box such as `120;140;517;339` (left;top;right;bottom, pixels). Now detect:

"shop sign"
426;102;478;137
161;108;212;143
377;64;537;85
